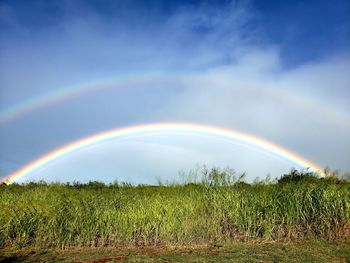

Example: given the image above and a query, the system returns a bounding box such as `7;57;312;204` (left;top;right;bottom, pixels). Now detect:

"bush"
277;169;319;184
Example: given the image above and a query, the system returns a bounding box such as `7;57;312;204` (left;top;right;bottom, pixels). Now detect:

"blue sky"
2;0;349;67
0;0;349;183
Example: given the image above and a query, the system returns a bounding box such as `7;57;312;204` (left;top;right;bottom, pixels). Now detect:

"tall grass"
0;169;349;248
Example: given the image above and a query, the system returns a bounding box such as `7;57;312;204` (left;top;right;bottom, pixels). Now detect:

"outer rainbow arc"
1;74;349;127
2;122;325;183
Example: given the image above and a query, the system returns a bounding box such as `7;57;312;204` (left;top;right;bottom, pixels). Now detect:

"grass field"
0;168;349;261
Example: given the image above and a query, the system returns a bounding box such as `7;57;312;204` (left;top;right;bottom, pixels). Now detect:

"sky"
0;0;349;184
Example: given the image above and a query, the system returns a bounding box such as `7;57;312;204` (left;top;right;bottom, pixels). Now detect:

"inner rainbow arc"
1;122;325;183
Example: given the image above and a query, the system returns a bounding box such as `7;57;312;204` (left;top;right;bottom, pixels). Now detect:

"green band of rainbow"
1;122;325;183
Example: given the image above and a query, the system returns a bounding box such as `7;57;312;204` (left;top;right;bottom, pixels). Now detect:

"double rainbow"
2;122;325;183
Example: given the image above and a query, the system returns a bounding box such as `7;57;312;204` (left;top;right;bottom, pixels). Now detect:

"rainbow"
1;122;325;183
0;77;126;124
1;74;349;126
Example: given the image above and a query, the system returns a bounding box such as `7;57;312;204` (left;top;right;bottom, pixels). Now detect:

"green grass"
1;169;349;249
1;240;349;262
